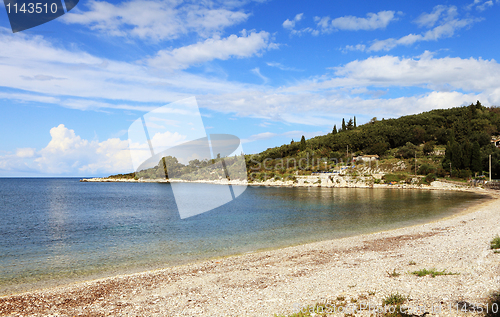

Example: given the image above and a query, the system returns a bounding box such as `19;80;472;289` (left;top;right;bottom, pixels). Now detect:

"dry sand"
1;189;499;316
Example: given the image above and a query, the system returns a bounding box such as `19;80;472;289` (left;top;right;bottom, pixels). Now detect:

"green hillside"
111;101;500;181
247;101;500;180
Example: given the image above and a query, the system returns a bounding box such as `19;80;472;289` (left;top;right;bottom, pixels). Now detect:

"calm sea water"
0;178;486;295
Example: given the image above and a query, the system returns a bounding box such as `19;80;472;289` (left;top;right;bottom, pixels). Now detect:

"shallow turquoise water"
0;178;486;295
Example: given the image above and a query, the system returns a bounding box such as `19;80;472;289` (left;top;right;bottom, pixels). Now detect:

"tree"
471;141;482;172
475;100;482;109
300;135;306;151
332;125;337;134
367;142;389;156
354;116;357;128
347;118;353;130
442;131;455;170
461;141;472;169
412;126;426;145
342;118;346;131
423;141;434;156
396;142;417;159
451;142;462;170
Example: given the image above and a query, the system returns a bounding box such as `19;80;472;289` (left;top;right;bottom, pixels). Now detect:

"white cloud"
62;0;250;42
251;67;268;83
16;148;36;158
195;51;500;126
414;5;457;28
242;130;326;145
266;62;302;71
342;44;367;53
316;11;399;32
0;124;135;176
2;49;499;175
284;11;398;37
0;27;256;107
467;0;497;11
477;0;494;11
326;52;500;92
241;132;276;143
149;131;187;151
147;30;273;70
356;6;479;52
282;13;319;36
282;13;303;29
23;124;134;175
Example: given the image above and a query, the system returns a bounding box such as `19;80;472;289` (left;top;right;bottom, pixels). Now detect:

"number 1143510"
6;2;58;14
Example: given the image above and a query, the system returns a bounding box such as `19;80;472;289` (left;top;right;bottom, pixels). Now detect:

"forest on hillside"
246;101;500;179
110;101;500;181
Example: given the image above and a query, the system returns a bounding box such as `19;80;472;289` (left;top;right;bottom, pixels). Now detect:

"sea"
0;178;486;295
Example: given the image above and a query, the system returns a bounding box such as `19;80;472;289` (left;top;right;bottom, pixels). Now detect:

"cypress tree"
471;141;482;172
354;116;357;128
342;118;346;131
451;142;462;170
300;135;306;151
443;140;452;169
443;131;455;170
332;125;337;134
347;118;353;130
462;141;472;169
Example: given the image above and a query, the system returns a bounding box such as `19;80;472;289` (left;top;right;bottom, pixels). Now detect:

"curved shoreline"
1;189;498;316
81;175;480;192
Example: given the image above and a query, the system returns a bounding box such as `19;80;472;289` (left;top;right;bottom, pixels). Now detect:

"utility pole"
489;154;492;182
347;145;349;164
415;152;417;176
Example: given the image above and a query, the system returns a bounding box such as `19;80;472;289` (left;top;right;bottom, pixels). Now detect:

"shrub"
387;269;401;277
457;169;472;179
491;235;500;249
395;142;417;159
484;290;500;317
418;163;436;175
383;293;407;305
436;166;447;177
424;173;436;184
383;174;407;183
411;268;459;277
423;141;435;155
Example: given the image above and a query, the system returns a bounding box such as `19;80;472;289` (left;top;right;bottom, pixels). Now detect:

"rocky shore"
81;174;479;192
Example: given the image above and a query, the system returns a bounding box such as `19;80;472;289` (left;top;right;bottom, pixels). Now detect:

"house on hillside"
354;155;379;162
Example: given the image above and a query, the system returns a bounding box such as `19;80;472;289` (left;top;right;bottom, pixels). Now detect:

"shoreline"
81;175;480;192
1;189;498;316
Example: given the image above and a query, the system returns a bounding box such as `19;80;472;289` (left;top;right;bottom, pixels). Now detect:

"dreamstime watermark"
3;0;78;32
127;97;247;219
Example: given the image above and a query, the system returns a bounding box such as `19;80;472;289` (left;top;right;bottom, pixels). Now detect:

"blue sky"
1;0;500;176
